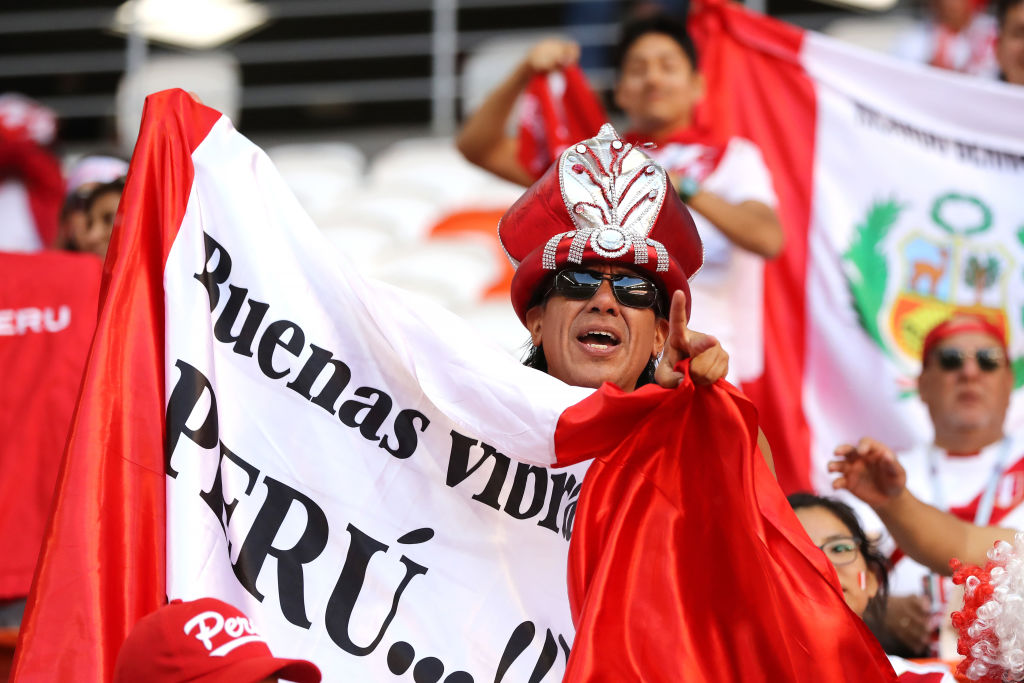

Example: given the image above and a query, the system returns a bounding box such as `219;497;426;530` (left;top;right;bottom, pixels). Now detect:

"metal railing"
0;0;851;139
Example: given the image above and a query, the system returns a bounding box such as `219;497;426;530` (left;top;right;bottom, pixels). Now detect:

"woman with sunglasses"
830;314;1020;657
789;493;956;681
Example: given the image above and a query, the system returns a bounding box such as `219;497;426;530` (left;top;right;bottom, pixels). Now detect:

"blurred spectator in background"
891;0;999;77
0;112;122;678
458;13;782;382
0;94;62;252
113;598;321;683
996;0;1024;82
830;313;1019;657
788;493;956;681
562;0;689;69
58;155;128;252
65;176;125;259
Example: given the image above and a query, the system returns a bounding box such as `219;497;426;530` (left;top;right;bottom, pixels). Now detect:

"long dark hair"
614;12;699;73
787;492;890;622
997;0;1024;27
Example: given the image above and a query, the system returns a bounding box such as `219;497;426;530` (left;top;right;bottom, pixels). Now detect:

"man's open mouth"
578;330;621;350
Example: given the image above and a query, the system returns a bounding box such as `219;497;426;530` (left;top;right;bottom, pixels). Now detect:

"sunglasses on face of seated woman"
933;346;1006;373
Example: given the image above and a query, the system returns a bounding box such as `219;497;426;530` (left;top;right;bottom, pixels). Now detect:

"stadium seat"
115;52;241;153
823;15;918;54
267;142;366;221
366;236;499;308
368;137;516;210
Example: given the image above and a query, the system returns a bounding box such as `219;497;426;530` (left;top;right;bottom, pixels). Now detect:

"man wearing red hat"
460;12;781;384
499;121;731;397
831;313;1020;656
113;597;322;683
495;124;909;682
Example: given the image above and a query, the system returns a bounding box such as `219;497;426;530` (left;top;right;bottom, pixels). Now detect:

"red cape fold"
11;90;221;682
553;363;896;681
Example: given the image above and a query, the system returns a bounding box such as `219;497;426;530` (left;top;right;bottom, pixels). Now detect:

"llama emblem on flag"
844;192;1024;391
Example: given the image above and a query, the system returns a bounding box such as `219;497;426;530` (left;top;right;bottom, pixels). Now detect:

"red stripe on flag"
12;90;221;682
691;0;817;493
897;673;947;682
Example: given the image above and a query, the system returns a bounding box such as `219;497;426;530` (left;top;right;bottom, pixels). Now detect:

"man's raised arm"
830;437;1015;573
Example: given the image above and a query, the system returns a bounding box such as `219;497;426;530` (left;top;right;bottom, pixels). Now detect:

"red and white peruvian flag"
13;90;894;682
689;0;1024;494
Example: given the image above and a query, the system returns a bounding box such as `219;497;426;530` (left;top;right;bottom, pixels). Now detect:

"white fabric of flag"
162;116;593;681
799;36;1024;493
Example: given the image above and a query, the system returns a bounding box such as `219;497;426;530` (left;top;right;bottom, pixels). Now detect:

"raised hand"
829;437;907;509
655;289;729;388
883;595;932;655
523;38;581;75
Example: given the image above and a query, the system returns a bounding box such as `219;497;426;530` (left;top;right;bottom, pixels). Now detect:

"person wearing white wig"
951;532;1024;682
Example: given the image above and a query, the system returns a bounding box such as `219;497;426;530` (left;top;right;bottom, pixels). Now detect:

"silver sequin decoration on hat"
553;123;669;272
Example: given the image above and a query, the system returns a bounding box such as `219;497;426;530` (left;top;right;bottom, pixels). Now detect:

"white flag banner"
686;2;1024;494
11;87;903;683
801;37;1024;493
160;112;598;681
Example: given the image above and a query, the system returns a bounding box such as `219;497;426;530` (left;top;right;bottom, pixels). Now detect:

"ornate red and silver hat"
499;123;703;324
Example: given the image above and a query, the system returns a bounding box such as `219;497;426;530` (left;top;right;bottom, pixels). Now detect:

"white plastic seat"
368;137;507;210
453;299;529;356
267;142;366;221
366;237;499;309
341;189;444;244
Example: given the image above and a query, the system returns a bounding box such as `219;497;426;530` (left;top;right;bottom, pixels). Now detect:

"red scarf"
622;125;727;181
516;64;608;180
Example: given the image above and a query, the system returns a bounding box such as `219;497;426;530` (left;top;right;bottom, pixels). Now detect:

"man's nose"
588;280;619;312
644;66;666;86
959;354;984;378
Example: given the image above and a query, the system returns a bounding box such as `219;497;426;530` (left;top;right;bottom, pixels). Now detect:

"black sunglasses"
547;268;660;310
934;346;1005;372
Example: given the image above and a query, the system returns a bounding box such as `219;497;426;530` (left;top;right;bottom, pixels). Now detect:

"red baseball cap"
498;123;703;324
113;598;321;683
921;313;1008;363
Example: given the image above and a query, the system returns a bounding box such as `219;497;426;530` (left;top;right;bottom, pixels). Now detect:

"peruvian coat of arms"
844;192;1024;393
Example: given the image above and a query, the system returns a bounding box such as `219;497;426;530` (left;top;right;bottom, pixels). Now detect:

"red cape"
554;365;897;681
